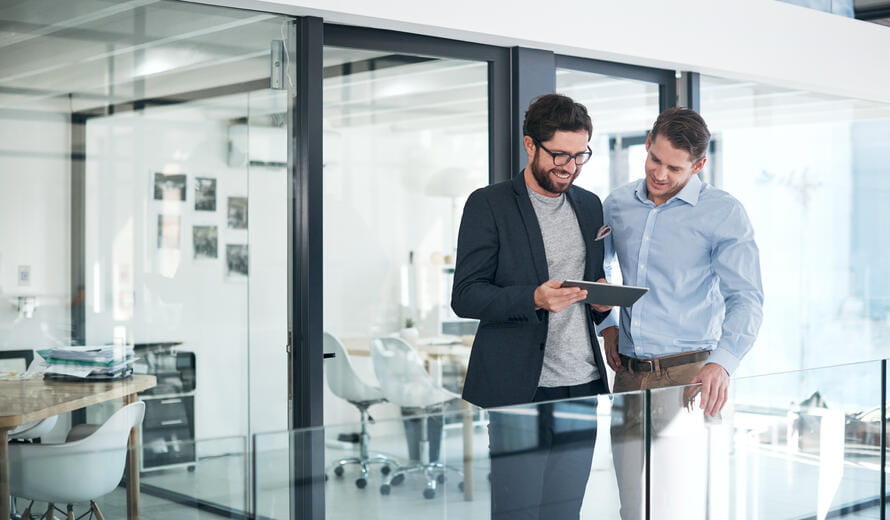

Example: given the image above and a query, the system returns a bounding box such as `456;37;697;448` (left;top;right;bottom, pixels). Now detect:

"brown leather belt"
619;350;710;372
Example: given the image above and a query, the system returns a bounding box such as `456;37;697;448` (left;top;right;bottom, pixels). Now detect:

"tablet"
562;280;648;307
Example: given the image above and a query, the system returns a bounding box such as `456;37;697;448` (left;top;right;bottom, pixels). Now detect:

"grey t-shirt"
527;187;600;387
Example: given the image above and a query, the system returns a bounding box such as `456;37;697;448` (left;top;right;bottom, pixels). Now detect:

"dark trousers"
401;407;444;462
488;379;607;520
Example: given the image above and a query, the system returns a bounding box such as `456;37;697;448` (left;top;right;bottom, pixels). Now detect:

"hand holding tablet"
562;279;648;307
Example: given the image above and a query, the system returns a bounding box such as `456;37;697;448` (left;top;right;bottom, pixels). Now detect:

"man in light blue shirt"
602;108;763;519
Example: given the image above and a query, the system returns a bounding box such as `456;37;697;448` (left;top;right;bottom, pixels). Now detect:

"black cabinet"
141;395;196;471
134;344;197;472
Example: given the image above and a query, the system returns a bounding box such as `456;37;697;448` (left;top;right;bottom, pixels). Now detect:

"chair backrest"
370;336;455;409
9;414;58;440
323;332;384;404
9;401;145;504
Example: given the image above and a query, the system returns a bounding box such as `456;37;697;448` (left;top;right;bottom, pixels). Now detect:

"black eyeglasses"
533;138;593;166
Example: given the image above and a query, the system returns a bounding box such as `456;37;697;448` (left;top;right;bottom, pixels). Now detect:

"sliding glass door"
0;1;293;516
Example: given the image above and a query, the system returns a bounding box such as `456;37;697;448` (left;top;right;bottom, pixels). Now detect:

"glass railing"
4;360;890;519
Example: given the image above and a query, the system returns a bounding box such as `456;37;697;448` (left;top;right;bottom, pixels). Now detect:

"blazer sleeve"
451;189;542;324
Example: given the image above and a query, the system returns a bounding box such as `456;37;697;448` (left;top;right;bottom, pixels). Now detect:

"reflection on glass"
658;362;884;519
556;68;660;196
700;76;890;382
0;0;290;515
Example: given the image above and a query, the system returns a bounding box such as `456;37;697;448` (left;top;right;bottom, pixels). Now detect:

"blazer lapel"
565;188;597;280
512;173;549;283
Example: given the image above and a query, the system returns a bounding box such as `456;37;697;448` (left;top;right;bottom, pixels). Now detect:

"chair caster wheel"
423;488;436;499
436;473;446;484
334;466;344;477
381;465;391;475
356;477;367;489
458;481;464;492
380;484;391;495
391;474;405;486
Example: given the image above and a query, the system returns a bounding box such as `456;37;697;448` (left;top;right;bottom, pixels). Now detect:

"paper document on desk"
45;363;96;378
40;345;133;365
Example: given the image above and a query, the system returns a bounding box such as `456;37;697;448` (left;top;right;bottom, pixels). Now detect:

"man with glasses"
601;107;763;519
452;94;612;519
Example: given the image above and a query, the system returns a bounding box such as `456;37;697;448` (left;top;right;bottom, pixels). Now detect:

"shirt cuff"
706;348;741;376
595;310;618;336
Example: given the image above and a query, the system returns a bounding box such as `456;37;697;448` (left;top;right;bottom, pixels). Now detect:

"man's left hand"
685;363;729;417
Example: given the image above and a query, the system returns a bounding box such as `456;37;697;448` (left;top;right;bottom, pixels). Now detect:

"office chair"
370;336;463;499
1;349;59;441
8;401;145;520
323;332;400;489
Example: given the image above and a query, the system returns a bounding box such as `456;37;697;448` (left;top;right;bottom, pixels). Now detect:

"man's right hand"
602;326;620;370
534;280;587;313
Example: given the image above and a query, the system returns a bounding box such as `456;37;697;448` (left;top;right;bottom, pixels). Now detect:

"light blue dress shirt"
597;175;764;375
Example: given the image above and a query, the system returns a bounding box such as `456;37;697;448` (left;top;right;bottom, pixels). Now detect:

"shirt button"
640;265;646;269
634;321;640;326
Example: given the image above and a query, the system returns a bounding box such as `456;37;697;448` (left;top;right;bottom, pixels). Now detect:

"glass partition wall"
0;1;292;517
555;67;662;197
320;40;493;516
700;77;890;381
261;359;888;520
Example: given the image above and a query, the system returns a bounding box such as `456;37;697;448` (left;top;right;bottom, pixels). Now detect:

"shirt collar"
633;174;703;207
675;174;702;206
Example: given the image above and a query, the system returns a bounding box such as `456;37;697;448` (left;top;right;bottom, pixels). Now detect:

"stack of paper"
38;345;134;381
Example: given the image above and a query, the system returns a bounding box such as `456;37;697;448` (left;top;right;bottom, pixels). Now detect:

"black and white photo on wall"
157;215;181;249
193;226;218;259
227;196;248;229
226;244;248;278
153;172;187;201
194;177;217;211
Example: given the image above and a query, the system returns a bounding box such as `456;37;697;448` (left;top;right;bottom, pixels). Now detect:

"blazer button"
539;342;545;351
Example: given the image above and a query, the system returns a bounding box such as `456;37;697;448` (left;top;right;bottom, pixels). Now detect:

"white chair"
370;336;463;499
9;415;58;441
8;401;145;520
324;332;399;489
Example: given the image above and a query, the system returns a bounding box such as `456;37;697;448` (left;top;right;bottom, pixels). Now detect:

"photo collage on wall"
153;172;248;278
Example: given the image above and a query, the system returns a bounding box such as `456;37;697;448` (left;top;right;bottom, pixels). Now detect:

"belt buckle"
639;359;655;372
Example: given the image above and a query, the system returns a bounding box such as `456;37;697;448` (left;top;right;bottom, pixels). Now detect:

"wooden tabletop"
0;374;156;429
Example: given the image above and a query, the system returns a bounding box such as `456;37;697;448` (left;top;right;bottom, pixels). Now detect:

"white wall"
200;0;890;105
0;106;71;349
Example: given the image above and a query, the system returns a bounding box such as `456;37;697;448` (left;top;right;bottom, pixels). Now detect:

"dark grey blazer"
451;173;611;408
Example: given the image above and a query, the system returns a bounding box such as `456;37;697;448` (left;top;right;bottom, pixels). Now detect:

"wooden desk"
0;374;156;520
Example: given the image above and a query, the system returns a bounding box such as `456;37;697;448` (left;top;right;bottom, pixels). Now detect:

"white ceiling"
0;0;284;112
0;0;888;131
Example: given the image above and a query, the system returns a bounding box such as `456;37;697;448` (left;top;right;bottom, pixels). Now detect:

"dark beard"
531;161;575;195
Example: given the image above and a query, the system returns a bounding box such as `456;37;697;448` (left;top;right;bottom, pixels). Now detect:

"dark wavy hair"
649;107;711;160
522;94;592;143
